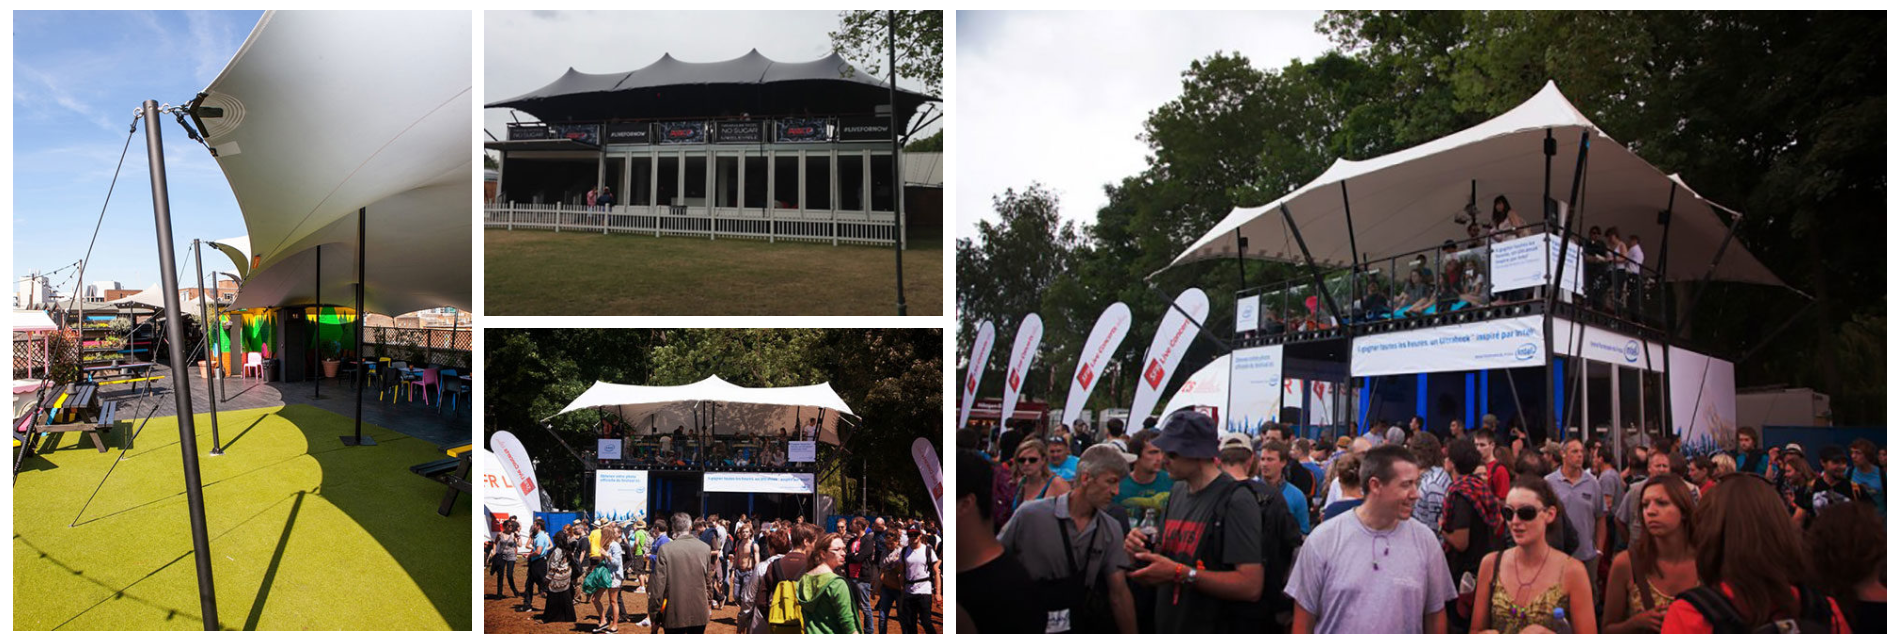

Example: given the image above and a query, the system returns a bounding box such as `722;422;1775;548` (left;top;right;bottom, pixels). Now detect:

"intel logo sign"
1515;343;1539;361
1623;340;1641;363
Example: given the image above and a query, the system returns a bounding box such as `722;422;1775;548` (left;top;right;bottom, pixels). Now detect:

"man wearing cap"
1047;436;1078;482
999;444;1137;633
1121;411;1263;633
1798;444;1873;527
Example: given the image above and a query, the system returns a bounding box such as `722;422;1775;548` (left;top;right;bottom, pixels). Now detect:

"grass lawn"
14;405;470;630
484;230;943;316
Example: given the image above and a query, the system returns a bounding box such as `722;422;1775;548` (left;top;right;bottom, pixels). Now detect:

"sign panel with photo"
655;121;707;145
775;117;829;142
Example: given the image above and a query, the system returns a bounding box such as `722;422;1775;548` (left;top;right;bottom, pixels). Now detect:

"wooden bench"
13;384;121;469
39;400;119;453
83;362;159;398
410;442;473;517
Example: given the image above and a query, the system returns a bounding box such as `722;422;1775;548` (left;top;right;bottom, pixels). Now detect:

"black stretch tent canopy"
486;49;937;124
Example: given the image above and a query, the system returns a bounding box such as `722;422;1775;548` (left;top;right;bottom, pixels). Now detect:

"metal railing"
1237;222;1667;342
484;203;899;247
358;326;472;370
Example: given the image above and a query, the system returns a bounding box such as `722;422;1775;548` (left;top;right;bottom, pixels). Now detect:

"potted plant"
321;339;342;378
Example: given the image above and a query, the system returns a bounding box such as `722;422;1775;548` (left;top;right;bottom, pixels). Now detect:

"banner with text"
551;124;601;147
594;469;649;523
1669;347;1736;457
788;441;816;463
913;438;944;523
507;123;552;141
1129;288;1209;428
1236;295;1260;333
1062;302;1132;426
999;313;1044;434
1490;233;1583;295
715;120;764;143
957;320;997;431
1551;318;1663;372
703;472;816;494
656;121;708;145
1159;354;1230;427
483;449;530;530
605;123;651;144
1227;345;1285;434
1351;315;1547;377
776;118;829;143
489;431;544;514
838;117;894;141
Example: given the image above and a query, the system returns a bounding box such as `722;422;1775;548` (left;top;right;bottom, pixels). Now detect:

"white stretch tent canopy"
195;11;472;316
554;375;856;445
204;235;253;281
103;283;203;316
1165;81;1785;289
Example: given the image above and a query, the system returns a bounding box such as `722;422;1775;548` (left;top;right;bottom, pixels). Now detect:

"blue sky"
13;10;260;297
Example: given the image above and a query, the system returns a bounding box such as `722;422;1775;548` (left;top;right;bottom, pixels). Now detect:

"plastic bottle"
1551;606;1573;634
1139;509;1160;548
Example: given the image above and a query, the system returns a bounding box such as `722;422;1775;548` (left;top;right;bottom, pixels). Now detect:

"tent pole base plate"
340;435;378;447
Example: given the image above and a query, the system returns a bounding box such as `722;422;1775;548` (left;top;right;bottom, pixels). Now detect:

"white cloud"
955;11;1335;241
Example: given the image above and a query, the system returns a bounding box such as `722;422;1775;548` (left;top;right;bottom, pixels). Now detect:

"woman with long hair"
1011;438;1069;511
1603;474;1699;633
1805;501;1886;633
796;532;860;633
489;519;520;598
1472;476;1597;634
744;530;793;634
542;527;578;624
1663;474;1852;633
587;523;624;633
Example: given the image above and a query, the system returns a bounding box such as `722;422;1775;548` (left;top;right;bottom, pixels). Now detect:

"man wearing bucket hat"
1120;411;1263;632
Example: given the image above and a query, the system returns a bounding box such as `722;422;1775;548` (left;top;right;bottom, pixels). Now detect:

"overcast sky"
13;10;258;294
484;10;938;148
956;11;1335;241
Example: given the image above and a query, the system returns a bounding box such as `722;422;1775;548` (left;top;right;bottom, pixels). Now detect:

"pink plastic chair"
406;366;440;404
243;352;264;378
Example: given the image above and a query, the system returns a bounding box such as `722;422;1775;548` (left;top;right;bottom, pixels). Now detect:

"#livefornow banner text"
1129;288;1209;428
913;438;944;523
489;430;543;514
594;469;649;523
1062;302;1133;427
998;313;1043;434
957;320;997;432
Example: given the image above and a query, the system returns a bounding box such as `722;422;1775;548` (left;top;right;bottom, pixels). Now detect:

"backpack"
1676;585;1834;634
1215;480;1302;632
766;574;805;633
546;548;572;593
879;551;905;590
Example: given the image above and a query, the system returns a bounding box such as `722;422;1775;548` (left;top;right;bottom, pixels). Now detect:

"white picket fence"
484;203;900;247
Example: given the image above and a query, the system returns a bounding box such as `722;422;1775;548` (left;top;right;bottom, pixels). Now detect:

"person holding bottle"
1471;476;1598;634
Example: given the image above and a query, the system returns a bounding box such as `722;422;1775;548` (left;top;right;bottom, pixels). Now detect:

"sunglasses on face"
1017;457;1040;465
1503;505;1545;522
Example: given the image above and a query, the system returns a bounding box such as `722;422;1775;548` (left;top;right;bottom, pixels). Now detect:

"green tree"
955;184;1078;404
829;10;943;96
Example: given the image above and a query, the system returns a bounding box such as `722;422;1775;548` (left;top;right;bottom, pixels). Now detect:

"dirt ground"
482;562;943;634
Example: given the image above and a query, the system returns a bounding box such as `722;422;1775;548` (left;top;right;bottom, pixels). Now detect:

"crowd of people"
591;416;825;470
957;413;1886;634
485;511;941;633
1240;195;1661;336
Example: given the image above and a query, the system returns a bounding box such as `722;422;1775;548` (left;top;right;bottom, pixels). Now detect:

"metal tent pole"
194;240;223;455
344;207;375;446
1543;130;1589;441
313;245;321;400
143;99;219;631
888;10;908;316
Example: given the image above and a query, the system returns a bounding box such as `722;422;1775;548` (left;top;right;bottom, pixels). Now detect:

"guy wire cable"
64;115;141;329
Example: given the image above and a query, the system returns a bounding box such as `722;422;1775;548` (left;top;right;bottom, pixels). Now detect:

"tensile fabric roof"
487;49;936;124
553;375;856;446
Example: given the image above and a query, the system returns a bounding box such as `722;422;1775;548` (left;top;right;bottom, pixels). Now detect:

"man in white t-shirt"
886;527;940;634
1287;445;1455;633
1622;235;1645;314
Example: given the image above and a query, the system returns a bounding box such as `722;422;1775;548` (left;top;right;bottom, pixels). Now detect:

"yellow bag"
766;578;803;634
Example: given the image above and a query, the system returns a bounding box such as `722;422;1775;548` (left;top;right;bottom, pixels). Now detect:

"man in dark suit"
650;512;712;633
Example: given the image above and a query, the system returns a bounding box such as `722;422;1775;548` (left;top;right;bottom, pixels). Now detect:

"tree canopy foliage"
830;10;943;96
958;10;1885;423
485;328;943;516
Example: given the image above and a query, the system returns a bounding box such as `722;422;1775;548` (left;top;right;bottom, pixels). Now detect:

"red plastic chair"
406;366;440;404
242;352;264;378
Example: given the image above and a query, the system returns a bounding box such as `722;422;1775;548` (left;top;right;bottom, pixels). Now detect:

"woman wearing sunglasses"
1012;439;1070;513
1471;476;1598;634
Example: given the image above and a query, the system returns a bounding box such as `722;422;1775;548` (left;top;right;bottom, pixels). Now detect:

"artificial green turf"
484;229;945;316
14;405;471;630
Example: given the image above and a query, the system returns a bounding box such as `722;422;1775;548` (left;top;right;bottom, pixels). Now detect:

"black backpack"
1676;585;1834;633
1212;480;1302;633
